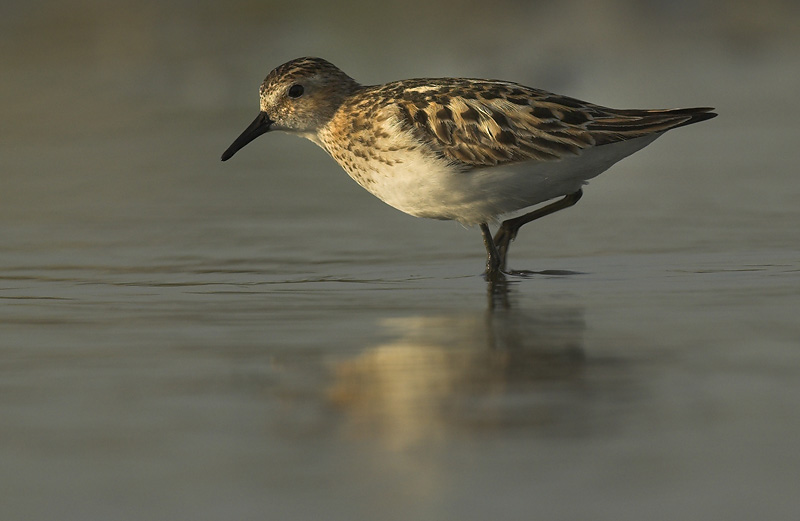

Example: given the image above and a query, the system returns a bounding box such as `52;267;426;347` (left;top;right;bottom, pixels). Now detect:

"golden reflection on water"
328;281;587;450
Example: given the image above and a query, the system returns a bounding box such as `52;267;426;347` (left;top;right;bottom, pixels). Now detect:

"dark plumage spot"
545;96;583;109
414;109;429;126
461;106;481;122
351;118;371;132
507;97;530;105
495;130;517;145
530;136;581;156
486;146;512;161
453;89;477;100
434;121;453;144
531;106;555;119
529;136;555;149
560;110;590;125
491;111;510;128
451;145;476;163
398;105;414;127
466;125;492;146
538;121;566;131
519;144;559;161
548;130;579;142
436;106;453;120
480;89;503;100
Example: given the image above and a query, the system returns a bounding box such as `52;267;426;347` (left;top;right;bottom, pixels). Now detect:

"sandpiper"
221;57;716;278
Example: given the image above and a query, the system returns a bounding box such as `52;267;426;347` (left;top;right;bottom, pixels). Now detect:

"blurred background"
2;1;799;520
2;0;798;255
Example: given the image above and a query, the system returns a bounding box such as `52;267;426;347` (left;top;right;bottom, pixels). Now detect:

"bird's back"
367;77;716;169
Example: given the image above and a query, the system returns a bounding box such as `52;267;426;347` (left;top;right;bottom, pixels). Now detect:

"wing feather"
390;79;716;168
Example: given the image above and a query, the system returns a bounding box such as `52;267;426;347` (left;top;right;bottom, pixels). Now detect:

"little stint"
222;57;716;278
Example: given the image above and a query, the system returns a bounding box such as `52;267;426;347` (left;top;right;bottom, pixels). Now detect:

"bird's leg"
493;189;584;272
480;223;504;280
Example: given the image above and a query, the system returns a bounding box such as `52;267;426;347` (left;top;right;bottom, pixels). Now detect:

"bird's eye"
287;84;304;98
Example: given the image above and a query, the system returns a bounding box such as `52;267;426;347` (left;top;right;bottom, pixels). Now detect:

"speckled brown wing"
390;79;716;168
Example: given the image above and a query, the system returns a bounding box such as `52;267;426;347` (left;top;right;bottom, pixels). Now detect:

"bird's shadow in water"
486;268;583;310
324;268;622;449
511;269;585;277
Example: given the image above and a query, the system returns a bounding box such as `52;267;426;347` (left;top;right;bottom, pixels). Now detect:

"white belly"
334;134;661;225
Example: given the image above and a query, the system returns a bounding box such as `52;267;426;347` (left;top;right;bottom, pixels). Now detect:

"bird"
221;57;716;279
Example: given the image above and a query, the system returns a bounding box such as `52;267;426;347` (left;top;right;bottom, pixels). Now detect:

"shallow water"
4;250;799;520
3;2;800;520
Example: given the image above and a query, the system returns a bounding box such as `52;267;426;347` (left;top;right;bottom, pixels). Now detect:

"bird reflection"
327;279;605;451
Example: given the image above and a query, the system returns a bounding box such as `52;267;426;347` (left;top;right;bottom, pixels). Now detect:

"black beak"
221;112;273;161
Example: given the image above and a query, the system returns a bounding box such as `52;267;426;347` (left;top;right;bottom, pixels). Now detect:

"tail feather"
589;107;717;144
664;108;718;129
